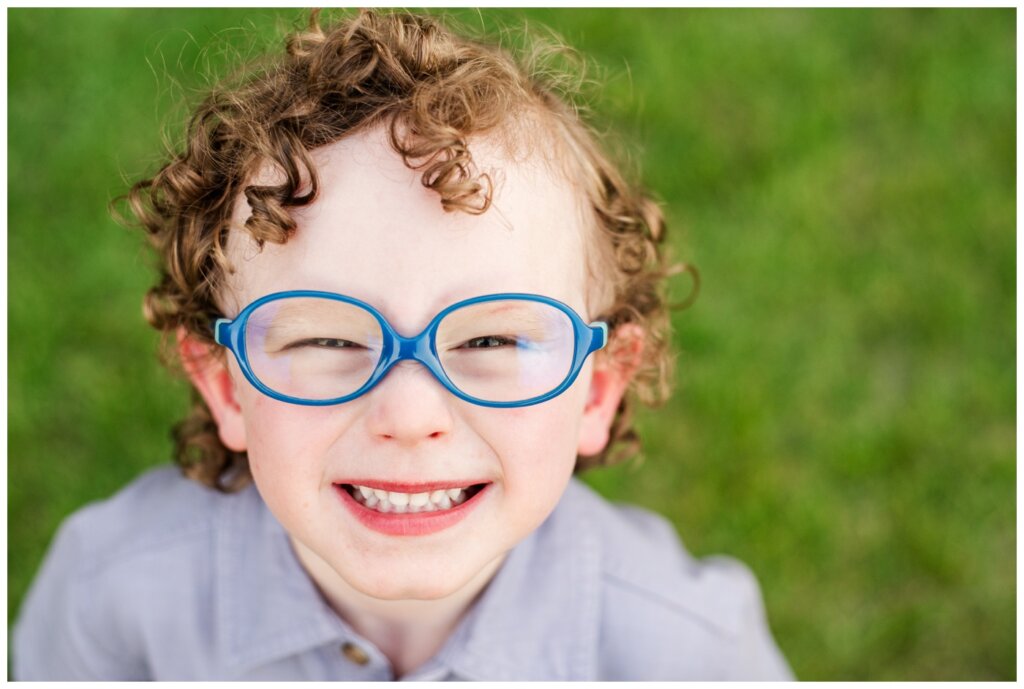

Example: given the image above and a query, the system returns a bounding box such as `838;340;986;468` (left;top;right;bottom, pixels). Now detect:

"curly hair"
121;9;693;492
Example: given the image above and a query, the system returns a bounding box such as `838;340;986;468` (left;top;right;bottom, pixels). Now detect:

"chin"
340;554;483;602
348;571;463;602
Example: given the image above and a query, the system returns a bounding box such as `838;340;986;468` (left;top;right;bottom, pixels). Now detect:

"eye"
460;335;519;349
287;338;363;350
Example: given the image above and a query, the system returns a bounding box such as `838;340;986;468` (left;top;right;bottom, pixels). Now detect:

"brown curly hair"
121;9;693;492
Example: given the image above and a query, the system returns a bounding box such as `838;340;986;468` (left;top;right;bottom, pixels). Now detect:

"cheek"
238;392;340;485
491;388;587;512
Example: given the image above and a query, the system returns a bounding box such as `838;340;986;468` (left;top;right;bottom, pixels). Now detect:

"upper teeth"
350;484;471;513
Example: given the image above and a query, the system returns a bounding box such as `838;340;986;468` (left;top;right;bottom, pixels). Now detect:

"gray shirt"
13;466;794;680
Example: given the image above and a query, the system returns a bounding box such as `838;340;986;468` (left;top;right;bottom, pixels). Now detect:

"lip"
333;482;491;537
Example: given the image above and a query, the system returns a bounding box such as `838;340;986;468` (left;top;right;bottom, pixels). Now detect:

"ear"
177;328;248;452
577;323;644;457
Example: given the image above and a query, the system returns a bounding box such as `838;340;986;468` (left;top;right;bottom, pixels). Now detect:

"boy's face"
195;127;634;602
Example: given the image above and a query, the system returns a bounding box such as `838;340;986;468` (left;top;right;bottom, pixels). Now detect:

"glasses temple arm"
212;318;231;346
589;321;609;351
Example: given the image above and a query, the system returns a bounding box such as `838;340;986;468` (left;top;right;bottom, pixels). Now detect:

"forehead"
224;127;590;331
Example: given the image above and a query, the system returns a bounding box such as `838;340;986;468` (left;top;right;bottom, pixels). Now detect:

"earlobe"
577;323;644;457
177;328;248;452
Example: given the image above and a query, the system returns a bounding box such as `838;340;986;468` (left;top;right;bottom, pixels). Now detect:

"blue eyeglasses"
213;291;608;408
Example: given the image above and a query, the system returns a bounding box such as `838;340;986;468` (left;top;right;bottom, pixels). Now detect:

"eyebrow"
434;302;565;340
248;300;376;334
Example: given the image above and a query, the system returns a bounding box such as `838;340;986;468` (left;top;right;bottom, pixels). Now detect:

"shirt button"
340;641;370;666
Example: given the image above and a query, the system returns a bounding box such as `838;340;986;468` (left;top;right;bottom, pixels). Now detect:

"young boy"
13;10;792;680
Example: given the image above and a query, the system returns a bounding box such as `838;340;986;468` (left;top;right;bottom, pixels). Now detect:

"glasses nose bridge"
376;327;449;394
394;329;436;367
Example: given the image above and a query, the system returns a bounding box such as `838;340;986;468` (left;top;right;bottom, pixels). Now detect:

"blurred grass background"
8;8;1015;680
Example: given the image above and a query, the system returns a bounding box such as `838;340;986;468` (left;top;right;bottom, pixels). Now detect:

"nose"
363;360;454;444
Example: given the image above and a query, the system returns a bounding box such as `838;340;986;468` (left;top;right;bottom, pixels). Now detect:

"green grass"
8;8;1015;680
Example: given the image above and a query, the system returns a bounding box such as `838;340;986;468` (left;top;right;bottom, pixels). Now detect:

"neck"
290;537;504;678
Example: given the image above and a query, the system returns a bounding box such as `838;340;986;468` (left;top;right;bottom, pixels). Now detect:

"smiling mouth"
338;483;487;514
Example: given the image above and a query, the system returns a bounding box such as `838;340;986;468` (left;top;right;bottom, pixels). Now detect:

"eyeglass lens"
242;297;576;403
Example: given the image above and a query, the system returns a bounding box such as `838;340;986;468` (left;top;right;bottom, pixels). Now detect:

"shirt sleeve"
11;509;150;680
595;499;795;680
710;555;795;681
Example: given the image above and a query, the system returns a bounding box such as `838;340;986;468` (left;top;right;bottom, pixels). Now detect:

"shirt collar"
215;478;603;680
215;482;349;677
435;478;603;681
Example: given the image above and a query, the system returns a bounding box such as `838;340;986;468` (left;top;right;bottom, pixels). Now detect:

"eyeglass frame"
213;290;609;408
